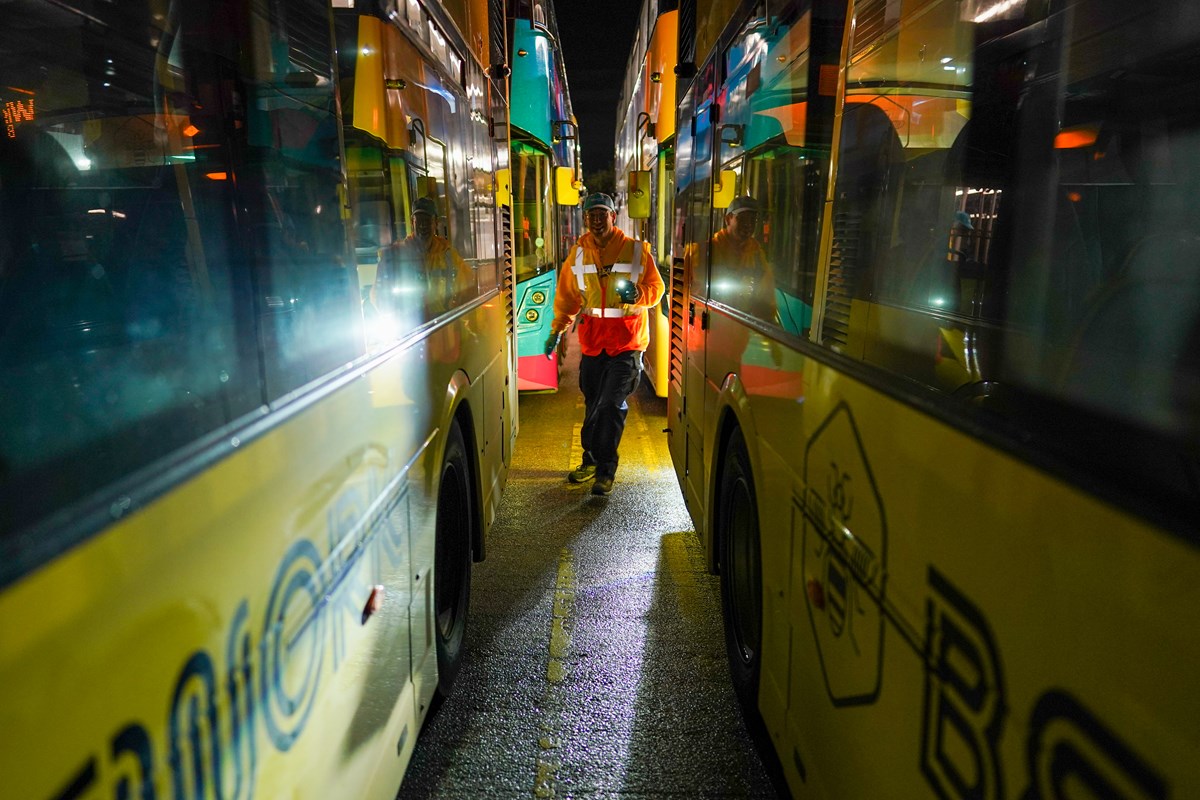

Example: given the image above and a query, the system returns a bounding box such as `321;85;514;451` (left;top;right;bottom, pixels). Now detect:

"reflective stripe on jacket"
551;229;665;356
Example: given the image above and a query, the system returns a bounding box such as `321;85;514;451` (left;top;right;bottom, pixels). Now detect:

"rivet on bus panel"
806;578;825;610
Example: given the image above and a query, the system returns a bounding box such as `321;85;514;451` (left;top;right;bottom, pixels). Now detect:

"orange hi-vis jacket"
710;228;777;321
550;229;665;356
375;234;473;316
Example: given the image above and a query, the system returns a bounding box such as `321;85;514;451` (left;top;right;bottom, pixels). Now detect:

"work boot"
591;476;614;496
568;463;597;483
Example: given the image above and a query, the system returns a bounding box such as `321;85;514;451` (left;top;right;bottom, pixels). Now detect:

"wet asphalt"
396;339;780;799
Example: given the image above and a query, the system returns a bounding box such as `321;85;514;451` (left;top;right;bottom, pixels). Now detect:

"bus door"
511;141;560;391
673;77;718;536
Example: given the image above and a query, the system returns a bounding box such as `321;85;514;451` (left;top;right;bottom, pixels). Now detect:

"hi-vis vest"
553;233;663;356
570;238;646;318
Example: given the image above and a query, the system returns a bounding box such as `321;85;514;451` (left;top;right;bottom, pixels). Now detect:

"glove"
614;278;638;304
544;331;562;360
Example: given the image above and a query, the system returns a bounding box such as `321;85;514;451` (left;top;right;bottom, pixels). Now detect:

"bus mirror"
495;168;511;208
713;170;737;209
627;171;652;219
555;166;580;206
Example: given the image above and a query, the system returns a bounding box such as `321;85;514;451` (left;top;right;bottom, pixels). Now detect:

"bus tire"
434;420;473;698
718;427;763;728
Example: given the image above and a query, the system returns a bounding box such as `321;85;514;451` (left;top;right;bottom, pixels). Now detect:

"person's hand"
544;331;562;360
614;278;638;304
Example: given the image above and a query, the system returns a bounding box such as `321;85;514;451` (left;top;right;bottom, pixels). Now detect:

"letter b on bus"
921;568;1006;800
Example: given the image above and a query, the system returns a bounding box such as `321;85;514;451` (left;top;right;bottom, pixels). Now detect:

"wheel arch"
440;369;485;563
706;372;763;575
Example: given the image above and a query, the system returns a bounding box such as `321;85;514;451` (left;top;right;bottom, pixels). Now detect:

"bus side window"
1046;120;1200;433
745;151;816;336
0;2;264;539
246;0;364;400
467;62;501;295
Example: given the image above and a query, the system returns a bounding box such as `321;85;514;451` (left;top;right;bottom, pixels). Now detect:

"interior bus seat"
1058;229;1200;430
825;101;905;328
891;120;997;317
887;148;953;308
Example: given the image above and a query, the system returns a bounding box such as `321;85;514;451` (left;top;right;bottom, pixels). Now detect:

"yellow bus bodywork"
0;303;510;800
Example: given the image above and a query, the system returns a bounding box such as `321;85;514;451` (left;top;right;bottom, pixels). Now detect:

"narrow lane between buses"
396;340;781;799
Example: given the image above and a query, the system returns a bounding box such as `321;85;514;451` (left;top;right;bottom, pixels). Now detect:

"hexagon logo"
802;401;887;706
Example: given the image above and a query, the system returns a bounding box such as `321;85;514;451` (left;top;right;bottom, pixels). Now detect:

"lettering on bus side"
49;463;408;800
1023;691;1167;800
921;567;1169;800
921;567;1007;800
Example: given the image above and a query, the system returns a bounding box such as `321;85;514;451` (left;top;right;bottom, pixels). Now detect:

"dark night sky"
553;0;644;179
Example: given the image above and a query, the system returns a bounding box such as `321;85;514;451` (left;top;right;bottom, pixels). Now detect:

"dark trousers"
578;350;642;479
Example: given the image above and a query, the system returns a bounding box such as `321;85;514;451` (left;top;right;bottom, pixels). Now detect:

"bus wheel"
435;420;473;698
718;427;763;726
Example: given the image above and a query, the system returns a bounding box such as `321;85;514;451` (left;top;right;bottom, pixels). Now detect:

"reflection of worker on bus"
710;195;777;323
373;196;473;322
707;195;786;371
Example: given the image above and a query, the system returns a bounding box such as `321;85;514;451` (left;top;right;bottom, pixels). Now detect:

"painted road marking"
661;532;704;626
548;548;575;684
534;547;576;798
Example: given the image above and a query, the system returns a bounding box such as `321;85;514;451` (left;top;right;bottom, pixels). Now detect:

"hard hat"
412;196;438;217
727;196;759;216
583;192;616;212
954;210;974;230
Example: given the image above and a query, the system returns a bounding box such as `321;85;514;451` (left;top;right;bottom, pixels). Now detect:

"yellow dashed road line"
535;547;576;798
547;548;575;684
660;532;704;626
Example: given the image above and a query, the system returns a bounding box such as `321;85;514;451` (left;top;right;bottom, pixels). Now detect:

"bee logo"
802;402;887;707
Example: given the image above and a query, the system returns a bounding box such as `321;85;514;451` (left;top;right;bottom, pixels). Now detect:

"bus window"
709;5;825;337
820;0;1007;388
819;0;1200;484
468;64;501;295
1010;51;1200;438
0;1;264;538
743;149;817;335
246;0;363;400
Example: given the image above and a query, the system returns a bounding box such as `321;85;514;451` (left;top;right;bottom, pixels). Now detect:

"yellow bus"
0;0;517;797
615;0;680;398
669;0;1200;796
